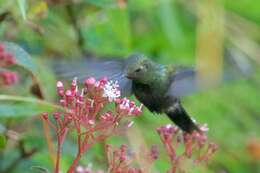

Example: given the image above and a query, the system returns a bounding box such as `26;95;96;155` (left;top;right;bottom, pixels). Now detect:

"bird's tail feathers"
166;102;199;133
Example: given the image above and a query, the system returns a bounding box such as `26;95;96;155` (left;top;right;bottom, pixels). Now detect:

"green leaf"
0;134;6;149
33;59;57;101
2;42;37;74
85;0;117;8
83;8;131;56
30;166;49;173
158;0;185;47
0;95;63;117
17;0;27;20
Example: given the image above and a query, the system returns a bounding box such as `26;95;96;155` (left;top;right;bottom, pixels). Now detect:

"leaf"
158;0;185;47
0;95;63;117
17;0;27;20
0;134;6;149
2;42;37;74
83;8;131;55
28;1;48;20
85;0;118;8
33;59;57;101
30;166;49;173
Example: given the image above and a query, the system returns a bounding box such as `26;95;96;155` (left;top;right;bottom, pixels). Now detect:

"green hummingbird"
54;51;250;133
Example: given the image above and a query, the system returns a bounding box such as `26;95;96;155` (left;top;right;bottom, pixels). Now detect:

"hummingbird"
54;51;251;133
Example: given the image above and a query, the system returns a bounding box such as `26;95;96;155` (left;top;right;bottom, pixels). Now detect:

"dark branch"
0;12;10;23
66;4;91;57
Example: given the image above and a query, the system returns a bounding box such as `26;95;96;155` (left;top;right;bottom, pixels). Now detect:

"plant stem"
41;117;56;167
67;129;83;173
55;139;62;173
67;152;82;173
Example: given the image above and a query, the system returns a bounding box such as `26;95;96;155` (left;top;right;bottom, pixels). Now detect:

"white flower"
102;80;121;102
165;124;173;129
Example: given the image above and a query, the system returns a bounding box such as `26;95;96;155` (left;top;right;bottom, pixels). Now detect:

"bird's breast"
132;82;170;113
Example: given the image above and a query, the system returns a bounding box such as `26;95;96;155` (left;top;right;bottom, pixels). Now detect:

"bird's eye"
135;67;143;73
135;68;141;73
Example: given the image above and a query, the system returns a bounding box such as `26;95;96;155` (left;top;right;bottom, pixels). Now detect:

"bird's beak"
124;69;133;79
125;73;134;79
126;75;132;79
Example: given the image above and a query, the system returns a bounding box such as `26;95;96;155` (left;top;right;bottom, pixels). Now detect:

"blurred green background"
0;0;260;172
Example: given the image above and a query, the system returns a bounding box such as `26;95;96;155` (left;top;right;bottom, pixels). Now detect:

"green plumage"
126;54;199;133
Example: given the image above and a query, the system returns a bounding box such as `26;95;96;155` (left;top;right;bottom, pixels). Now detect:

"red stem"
67;152;82;173
54;137;62;173
66;128;83;173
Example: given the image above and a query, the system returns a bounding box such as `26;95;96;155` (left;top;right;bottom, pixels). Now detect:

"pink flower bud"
0;44;4;52
60;99;66;107
85;99;94;112
76;166;84;173
65;90;74;103
103;111;113;121
71;77;77;93
76;100;83;109
115;98;122;104
42;112;48;120
150;144;159;160
5;53;16;65
65;113;73;121
96;170;104;173
85;169;91;173
0;71;18;85
99;76;108;84
120;155;127;162
114;149;121;157
53;112;61;120
85;77;96;88
127;168;135;173
129;101;135;107
56;81;64;96
183;133;191;143
115;169;123;173
132;107;141;116
120;144;127;153
88;119;95;125
78;89;84;102
105;144;111;150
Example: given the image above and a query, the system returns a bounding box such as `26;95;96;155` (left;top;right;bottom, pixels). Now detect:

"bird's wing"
52;58;132;96
167;47;252;97
167;67;199;97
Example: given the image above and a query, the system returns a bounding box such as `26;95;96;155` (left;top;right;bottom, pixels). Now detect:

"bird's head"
124;53;154;83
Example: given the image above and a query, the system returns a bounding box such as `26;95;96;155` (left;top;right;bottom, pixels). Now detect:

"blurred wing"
53;58;132;96
167;68;199;97
167;47;252;97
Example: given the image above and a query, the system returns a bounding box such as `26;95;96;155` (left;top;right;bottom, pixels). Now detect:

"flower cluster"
105;144;158;173
75;166;104;173
42;77;143;173
157;124;218;173
106;144;142;173
75;144;158;173
0;43;18;86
